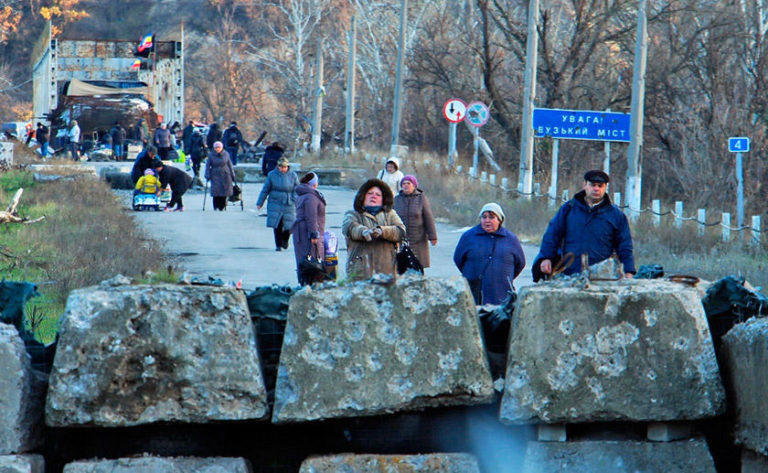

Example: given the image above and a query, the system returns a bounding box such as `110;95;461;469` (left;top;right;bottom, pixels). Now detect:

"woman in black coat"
204;141;236;211
262;142;284;176
292;172;326;285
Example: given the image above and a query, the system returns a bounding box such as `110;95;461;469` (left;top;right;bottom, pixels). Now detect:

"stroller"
132;192;162;211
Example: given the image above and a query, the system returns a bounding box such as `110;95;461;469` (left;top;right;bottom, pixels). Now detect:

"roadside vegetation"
304;149;768;290
1;145;172;343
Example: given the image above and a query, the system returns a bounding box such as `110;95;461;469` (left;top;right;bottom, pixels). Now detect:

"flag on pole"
137;33;154;52
130;59;141;69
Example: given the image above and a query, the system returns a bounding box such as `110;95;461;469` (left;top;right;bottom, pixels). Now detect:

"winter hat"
300;172;318;186
213;141;223;149
400;175;418;188
386;157;400;170
277;157;290;167
479;202;505;224
143;168;155;176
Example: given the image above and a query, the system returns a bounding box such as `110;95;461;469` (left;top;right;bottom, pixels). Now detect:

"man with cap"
453;202;526;305
534;170;635;281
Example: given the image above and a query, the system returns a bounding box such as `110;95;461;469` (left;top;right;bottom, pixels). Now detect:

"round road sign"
443;99;467;123
466;101;490;127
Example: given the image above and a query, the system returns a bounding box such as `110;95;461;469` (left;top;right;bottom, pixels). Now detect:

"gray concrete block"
501;280;725;424
0;324;44;454
273;275;494;423
62;456;251;473
0;454;45;473
743;449;768;473
522;439;716;473
299;453;480;472
46;284;267;427
722;318;768;454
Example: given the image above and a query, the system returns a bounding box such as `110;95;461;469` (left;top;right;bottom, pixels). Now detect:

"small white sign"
442;99;467;123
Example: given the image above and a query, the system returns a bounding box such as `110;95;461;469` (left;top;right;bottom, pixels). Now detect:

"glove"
371;227;383;239
361;229;373;241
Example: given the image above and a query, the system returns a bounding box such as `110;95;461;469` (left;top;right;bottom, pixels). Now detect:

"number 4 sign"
728;137;750;153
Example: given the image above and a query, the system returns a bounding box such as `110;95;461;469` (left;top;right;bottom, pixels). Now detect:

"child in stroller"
133;168;162;211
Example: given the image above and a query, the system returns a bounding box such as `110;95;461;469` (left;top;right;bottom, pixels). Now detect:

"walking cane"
202;180;209;211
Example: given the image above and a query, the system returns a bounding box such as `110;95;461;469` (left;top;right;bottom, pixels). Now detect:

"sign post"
728;137;750;229
466;101;490;175
443;99;467;166
549;139;559;208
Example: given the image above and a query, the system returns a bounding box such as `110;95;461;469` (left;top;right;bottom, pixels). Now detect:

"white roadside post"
698;209;706;237
549;138;559;209
651;200;661;226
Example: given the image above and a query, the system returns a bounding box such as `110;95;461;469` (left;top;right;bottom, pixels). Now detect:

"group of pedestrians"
254;160;635;306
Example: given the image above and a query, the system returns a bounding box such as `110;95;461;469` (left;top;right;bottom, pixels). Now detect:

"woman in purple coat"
291;172;326;285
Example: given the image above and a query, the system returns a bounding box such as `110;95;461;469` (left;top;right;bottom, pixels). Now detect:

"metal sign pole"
737;151;745;228
472;126;479;176
549;138;559;208
604;141;611;175
448;122;457;165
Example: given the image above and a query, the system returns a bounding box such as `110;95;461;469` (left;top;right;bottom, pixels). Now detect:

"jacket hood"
386;157;400;170
296;182;318;196
354;178;394;212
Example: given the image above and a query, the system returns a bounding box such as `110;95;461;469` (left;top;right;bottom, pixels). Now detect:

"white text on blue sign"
533;108;631;143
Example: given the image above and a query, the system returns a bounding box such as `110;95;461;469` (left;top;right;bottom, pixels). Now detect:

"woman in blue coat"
257;156;299;251
453;203;526;305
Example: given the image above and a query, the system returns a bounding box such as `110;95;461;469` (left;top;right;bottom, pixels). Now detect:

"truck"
30;21;184;155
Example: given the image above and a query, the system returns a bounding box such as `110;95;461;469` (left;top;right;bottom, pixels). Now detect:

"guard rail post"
675;201;683;229
697;209;706;237
489;174;496;186
562;189;569;203
613;192;621;208
722;213;731;242
501;177;509;192
481;171;488;183
534;182;541;196
652;200;661;226
752;215;761;246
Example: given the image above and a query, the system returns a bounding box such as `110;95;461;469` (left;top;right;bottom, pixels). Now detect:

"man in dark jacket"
36;123;49;157
154;158;193;212
182;120;195;153
188;129;206;178
130;146;158;184
262;142;284;176
109;122;125;160
153;123;173;161
134;119;148;148
534;170;635;280
222;122;244;166
206;123;222;150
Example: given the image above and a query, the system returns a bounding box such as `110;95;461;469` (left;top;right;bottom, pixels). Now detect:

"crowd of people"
252;154;635;304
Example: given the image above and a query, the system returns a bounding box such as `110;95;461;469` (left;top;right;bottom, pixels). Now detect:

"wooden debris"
0;188;45;224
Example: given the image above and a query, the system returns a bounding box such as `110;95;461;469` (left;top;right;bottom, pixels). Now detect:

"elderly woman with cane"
204;141;235;211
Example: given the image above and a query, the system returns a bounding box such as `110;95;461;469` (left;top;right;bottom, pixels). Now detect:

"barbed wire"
452;167;764;234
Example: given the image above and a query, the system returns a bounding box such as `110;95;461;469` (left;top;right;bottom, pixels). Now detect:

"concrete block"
0;324;44;454
46;284;267;427
522;439;716;473
743;449;768;473
501;280;725;424
537;424;567;442
722;318;768;454
0;454;45;473
299;453;480;472
647;422;693;442
63;456;251;473
273;274;494;423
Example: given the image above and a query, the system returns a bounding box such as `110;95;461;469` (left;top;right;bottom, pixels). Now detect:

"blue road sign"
533;108;631;142
728;137;750;153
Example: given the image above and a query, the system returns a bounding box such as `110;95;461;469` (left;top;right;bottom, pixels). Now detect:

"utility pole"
517;0;540;197
344;11;357;153
626;0;648;219
310;39;325;153
389;0;408;157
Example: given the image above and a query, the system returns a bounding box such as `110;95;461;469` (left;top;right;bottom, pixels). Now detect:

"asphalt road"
126;183;539;290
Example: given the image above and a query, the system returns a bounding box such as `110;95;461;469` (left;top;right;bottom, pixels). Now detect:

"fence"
363;153;763;246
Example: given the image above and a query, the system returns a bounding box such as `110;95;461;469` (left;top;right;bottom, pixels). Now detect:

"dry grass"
0;152;170;341
303;148;768;289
